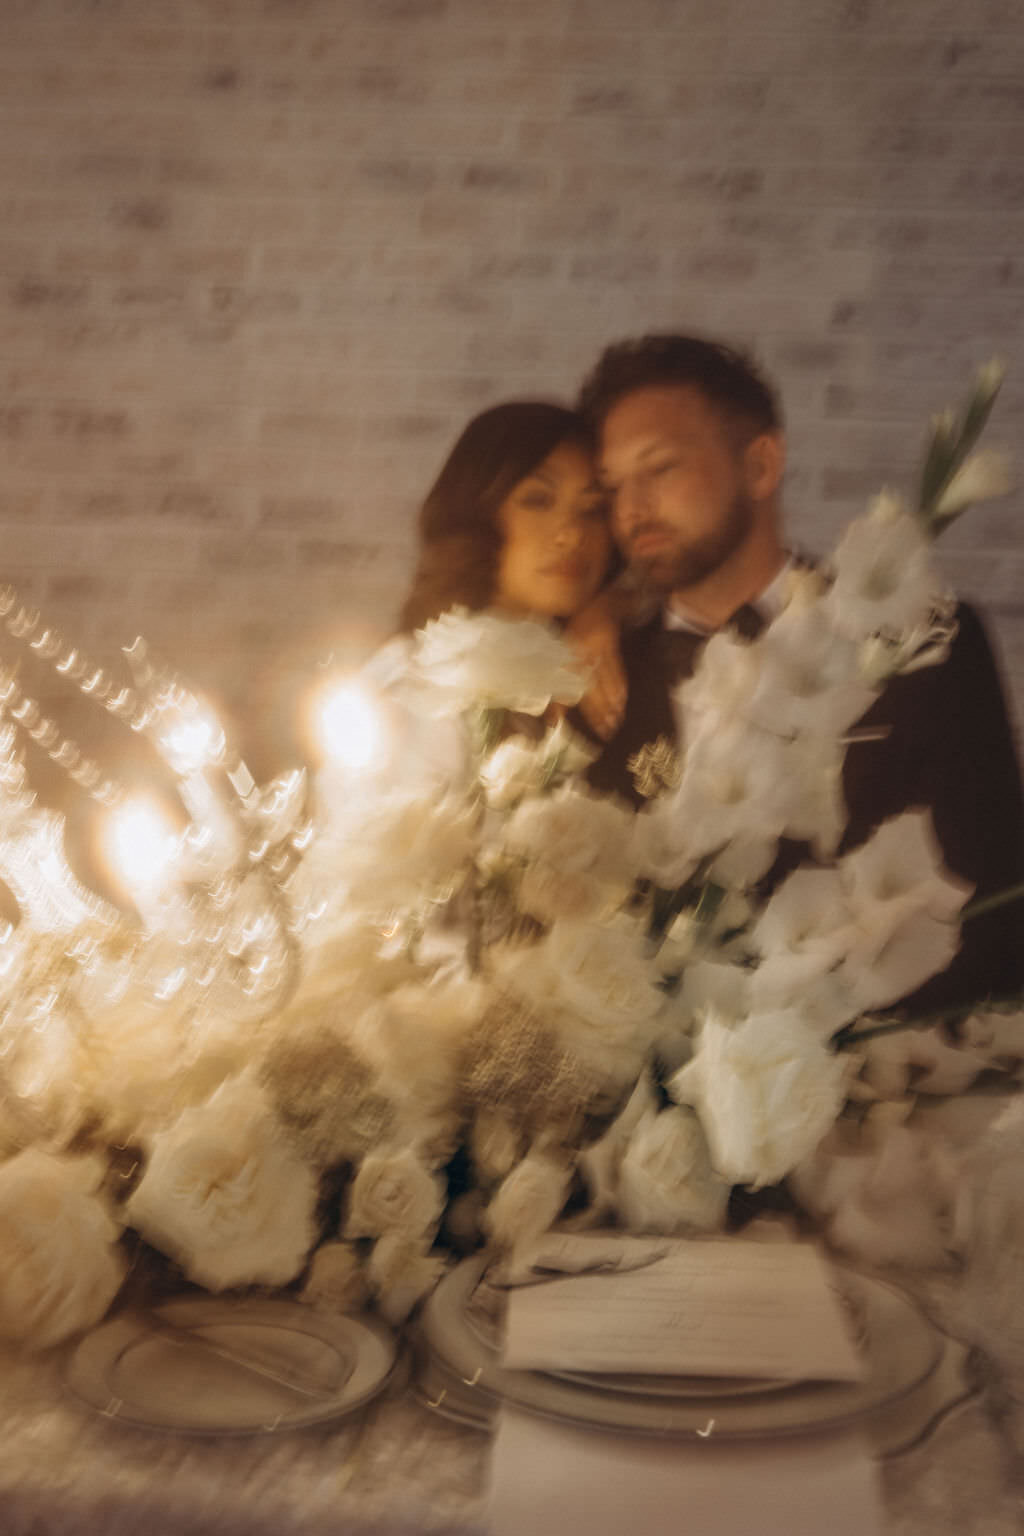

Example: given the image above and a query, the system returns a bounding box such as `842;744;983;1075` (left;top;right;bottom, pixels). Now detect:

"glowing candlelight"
316;679;385;772
103;798;181;912
158;707;226;777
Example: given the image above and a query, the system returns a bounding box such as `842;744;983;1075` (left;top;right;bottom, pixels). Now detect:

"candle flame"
317;679;384;771
104;799;180;896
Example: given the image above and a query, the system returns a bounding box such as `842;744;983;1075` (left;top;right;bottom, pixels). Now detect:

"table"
0;1294;1020;1536
1;1090;1021;1535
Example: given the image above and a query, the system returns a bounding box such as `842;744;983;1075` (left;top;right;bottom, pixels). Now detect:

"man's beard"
625;490;755;596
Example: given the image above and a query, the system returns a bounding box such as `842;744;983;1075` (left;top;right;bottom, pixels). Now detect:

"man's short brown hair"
578;333;782;441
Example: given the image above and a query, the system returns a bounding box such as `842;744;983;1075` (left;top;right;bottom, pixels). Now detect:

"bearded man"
573;334;1023;1015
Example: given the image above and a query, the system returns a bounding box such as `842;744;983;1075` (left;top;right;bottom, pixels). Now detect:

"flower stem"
960;881;1024;923
835;991;1024;1048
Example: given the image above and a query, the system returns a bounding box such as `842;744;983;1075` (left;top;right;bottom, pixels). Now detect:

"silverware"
136;1309;349;1401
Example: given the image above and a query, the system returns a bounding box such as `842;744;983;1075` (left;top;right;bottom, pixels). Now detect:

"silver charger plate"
414;1252;960;1450
65;1296;397;1435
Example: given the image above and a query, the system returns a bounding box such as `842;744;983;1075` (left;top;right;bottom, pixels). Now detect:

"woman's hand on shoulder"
565;592;628;741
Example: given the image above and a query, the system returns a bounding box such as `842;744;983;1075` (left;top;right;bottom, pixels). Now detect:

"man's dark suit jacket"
583;602;1024;1016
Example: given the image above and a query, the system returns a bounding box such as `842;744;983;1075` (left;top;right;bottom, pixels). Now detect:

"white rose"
517;861;612;925
353;977;485;1152
541;918;665;1037
502;784;637;880
471;1108;525;1185
413;609;586;716
485;1147;572;1253
669;1009;847;1188
340;789;476;911
367;1231;445;1325
125;1075;318;1291
618;1107;730;1235
503;917;667;1089
480;737;542;809
0;1150;125;1350
345;1146;445;1242
300;1241;368;1314
0;1148;125;1351
505;786;638;924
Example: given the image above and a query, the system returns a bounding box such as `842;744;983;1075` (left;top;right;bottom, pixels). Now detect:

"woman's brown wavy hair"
397;401;596;633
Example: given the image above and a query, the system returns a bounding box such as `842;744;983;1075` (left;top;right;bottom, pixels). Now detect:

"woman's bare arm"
565;587;633;741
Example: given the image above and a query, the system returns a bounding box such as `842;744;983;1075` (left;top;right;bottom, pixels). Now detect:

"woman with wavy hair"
397;400;611;634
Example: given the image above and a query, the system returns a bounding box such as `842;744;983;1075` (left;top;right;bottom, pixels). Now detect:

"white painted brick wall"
0;0;1021;774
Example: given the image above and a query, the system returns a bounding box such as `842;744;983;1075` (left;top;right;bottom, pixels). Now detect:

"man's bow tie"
727;602;766;640
660;603;765;685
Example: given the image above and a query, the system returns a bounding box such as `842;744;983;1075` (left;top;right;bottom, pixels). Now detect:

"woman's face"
493;441;611;619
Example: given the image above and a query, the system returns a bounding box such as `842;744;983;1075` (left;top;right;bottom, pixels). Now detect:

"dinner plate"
414;1253;951;1447
65;1296;397;1435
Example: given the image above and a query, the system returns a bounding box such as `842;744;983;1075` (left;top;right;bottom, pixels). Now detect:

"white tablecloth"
0;1313;1020;1536
2;1091;1022;1535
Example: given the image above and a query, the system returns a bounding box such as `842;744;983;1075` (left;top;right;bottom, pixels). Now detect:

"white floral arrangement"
0;364;1018;1351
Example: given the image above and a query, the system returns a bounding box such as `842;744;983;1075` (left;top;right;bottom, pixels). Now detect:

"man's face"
599;384;757;594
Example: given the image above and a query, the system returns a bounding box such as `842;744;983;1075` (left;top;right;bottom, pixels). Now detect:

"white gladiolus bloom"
844;905;963;1015
793;1120;967;1270
840;810;971;923
856;611;957;687
676;630;761;734
752;867;852;962
835;811;972;1012
748;870;864;1034
618;1106;730;1235
669;1009;848;1188
778;737;846;860
933;449;1012;522
412;609;586;716
637;720;792;886
0;1150;125;1350
856;1026;990;1099
825;492;947;642
747;600;877;741
750;954;863;1040
125;1075;318;1291
961;1009;1024;1072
